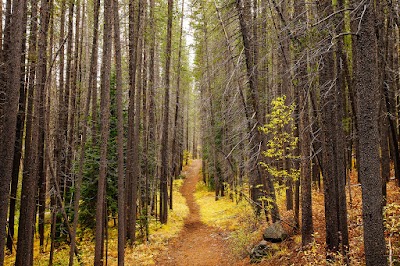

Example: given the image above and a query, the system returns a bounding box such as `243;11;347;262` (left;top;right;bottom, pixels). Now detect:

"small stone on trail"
250;240;271;263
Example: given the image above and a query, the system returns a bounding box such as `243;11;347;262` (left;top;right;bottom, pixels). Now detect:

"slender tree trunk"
37;0;51;251
317;1;344;254
353;1;387;265
0;0;26;260
15;0;41;262
132;0;144;235
141;18;149;239
47;1;55;262
170;0;185;209
146;0;156;240
68;1;89;262
94;0;112;261
112;0;125;262
335;0;349;258
200;2;218;200
276;0;294;211
384;14;397;192
90;0;100;143
280;0;292;212
62;2;75;195
160;0;173;224
53;0;66;245
236;0;279;220
384;46;400;188
299;90;312;247
65;0;81;199
126;0;140;242
293;0;313;245
6;0;28;252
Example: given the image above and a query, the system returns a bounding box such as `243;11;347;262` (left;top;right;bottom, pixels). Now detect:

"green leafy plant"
259;95;299;187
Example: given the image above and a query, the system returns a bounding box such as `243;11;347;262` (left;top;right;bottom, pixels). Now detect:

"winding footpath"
155;160;236;266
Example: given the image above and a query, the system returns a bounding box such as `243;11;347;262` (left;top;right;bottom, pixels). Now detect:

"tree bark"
52;0;66;246
36;0;51;251
112;0;125;261
0;0;27;261
94;0;112;261
353;1;387;265
146;0;156;239
68;0;89;262
171;0;185;209
90;0;100;143
335;0;350;257
126;0;140;241
293;0;313;246
15;0;40;262
236;0;279;220
160;0;173;224
317;1;348;254
6;0;28;252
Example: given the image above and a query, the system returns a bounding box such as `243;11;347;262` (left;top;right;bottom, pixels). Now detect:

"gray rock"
263;222;288;243
250;240;271;263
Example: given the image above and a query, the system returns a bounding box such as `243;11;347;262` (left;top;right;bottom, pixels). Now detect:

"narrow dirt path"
155;159;236;266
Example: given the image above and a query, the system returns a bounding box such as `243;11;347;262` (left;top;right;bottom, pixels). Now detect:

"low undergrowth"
194;172;400;265
125;179;189;265
5;179;189;266
194;182;267;259
194;182;253;230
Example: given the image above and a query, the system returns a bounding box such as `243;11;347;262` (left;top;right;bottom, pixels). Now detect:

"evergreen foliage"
80;73;123;230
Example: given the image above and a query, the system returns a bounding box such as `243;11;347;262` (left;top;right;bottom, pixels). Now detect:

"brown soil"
155;159;237;266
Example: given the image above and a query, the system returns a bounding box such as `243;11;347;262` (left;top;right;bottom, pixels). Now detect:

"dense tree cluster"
0;0;194;264
0;0;398;265
194;0;396;265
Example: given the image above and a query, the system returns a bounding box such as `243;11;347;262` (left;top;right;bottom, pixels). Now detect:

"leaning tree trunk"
236;0;280;220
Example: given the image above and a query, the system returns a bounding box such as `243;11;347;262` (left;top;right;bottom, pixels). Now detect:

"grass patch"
194;182;254;231
194;181;265;258
125;179;190;265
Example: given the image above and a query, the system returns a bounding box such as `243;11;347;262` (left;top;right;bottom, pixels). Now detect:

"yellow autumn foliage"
5;179;189;266
194;181;252;231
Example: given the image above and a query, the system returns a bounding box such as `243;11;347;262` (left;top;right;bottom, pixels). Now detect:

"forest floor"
156;162;400;266
5;160;400;265
155;159;237;265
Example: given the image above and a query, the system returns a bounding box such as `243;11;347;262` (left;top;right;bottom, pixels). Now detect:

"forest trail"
155;159;236;266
